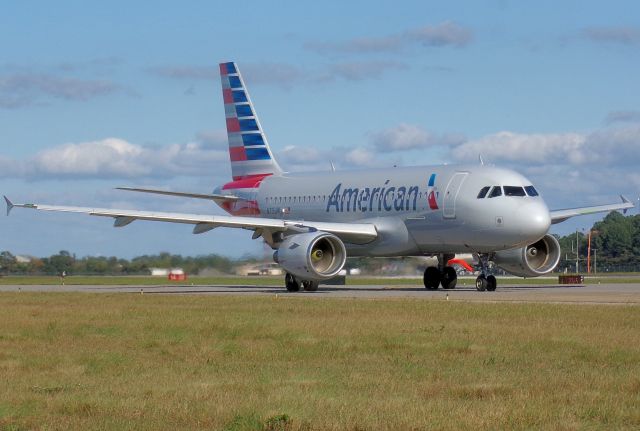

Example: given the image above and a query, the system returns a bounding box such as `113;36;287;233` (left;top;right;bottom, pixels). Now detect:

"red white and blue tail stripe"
220;61;283;181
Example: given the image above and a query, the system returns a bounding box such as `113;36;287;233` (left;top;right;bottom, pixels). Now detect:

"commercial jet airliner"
4;62;634;292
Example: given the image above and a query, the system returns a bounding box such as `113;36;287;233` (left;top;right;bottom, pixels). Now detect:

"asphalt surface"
2;282;640;304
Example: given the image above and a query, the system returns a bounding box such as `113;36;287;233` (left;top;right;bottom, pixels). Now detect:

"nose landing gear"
474;254;497;292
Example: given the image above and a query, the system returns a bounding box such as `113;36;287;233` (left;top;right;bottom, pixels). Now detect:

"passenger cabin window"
525;186;539;197
477;186;490;198
504;186;526;197
488;186;502;198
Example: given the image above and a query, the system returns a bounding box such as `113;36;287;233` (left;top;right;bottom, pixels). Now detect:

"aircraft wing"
550;195;634;224
3;196;377;244
115;187;240;202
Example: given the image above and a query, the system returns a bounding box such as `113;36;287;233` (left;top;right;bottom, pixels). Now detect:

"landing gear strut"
423;254;457;290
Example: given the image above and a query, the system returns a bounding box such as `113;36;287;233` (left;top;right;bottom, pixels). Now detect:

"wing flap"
550;195;634;224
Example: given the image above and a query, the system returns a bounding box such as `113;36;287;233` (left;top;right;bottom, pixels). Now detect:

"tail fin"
220;61;283;180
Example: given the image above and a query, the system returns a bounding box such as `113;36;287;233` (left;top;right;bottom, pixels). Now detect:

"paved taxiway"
2;282;640;304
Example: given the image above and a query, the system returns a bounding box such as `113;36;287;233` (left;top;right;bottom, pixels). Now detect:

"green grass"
0;293;638;430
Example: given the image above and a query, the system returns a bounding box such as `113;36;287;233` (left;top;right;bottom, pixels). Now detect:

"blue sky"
2;1;640;258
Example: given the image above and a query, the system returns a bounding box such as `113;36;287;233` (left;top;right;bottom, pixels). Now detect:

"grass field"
1;274;640;286
0;293;638;430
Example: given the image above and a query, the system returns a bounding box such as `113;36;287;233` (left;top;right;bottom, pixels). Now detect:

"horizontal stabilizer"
116;187;240;202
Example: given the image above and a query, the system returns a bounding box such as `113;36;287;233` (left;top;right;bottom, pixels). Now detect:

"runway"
2;282;640;305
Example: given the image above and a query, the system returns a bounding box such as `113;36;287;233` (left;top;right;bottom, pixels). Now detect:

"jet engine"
273;232;347;281
492;234;561;277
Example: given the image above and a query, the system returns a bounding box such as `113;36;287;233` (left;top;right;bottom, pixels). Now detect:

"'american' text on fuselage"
326;181;420;213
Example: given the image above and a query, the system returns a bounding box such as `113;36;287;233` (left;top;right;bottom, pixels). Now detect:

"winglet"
620;195;633;214
4;196;13;216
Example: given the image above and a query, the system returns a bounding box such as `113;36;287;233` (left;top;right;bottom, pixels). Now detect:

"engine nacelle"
493;234;561;277
273;232;347;281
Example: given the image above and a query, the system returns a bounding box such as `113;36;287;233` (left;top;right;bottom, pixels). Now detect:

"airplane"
4;61;634;292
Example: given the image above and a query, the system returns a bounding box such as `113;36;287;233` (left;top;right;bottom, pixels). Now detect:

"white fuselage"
216;164;551;257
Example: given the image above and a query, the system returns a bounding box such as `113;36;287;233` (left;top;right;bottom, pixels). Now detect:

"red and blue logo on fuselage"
427;173;439;210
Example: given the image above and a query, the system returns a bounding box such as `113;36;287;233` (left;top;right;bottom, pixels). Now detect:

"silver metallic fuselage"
216;164;551;257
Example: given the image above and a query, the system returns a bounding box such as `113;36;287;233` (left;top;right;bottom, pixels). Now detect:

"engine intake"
273;232;347;281
493;234;561;277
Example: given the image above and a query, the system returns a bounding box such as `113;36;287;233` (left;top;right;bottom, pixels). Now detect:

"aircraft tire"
285;273;301;292
302;280;319;292
423;266;441;290
475;275;487;292
486;275;497;291
441;266;458;289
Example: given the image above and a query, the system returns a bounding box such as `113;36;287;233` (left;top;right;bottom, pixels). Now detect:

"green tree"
0;251;17;275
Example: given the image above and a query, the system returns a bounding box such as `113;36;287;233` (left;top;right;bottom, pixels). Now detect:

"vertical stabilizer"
220;62;283;180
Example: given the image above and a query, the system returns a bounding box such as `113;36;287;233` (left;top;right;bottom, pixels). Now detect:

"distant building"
236;263;283;276
168;268;186;281
149;268;169;276
15;255;33;264
150;267;187;280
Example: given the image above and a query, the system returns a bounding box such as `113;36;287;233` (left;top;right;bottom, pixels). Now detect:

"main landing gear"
423;254;458;290
284;273;319;292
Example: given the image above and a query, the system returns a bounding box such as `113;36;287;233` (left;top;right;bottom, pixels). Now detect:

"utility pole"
575;229;579;274
587;230;592;273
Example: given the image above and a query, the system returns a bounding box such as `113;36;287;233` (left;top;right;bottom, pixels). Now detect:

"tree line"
556;211;640;273
0;251;240;276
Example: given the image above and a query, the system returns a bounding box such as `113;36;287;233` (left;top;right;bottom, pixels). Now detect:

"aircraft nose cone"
517;201;551;240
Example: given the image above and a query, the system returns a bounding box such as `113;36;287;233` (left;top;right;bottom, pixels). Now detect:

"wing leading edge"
550;195;634;224
3;197;377;245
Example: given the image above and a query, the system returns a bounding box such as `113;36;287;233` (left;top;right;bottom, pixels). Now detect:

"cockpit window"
525;186;539;197
504;186;526;197
488;186;502;198
477;186;490;199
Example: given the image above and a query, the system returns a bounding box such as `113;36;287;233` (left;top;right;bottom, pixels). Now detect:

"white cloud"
453;131;586;164
3;133;229;180
370;123;465;152
32;138;147;177
452;126;640;167
279;145;323;164
344;147;377;167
